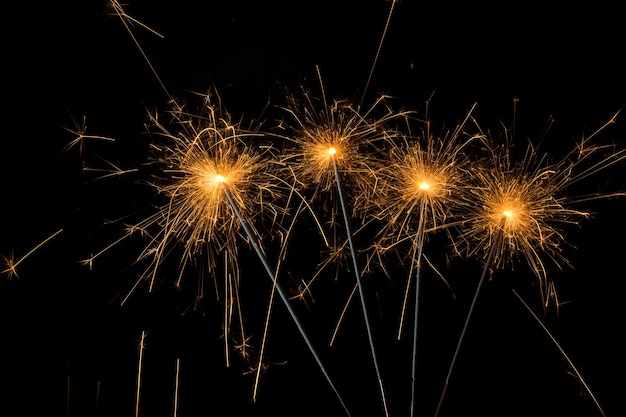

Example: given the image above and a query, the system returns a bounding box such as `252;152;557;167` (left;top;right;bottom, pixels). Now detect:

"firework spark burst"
3;1;625;416
365;102;480;416
455;110;626;306
276;75;411;417
95;92;286;364
278;75;407;213
435;109;626;417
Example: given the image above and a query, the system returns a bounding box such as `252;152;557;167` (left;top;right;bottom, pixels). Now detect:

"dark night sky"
2;1;625;417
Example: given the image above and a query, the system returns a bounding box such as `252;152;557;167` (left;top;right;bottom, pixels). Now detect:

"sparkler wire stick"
512;289;606;417
331;156;390;417
434;219;505;417
219;183;352;417
409;197;427;417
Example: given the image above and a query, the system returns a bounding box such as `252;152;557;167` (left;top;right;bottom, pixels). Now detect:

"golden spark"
455;110;626;306
89;90;285;365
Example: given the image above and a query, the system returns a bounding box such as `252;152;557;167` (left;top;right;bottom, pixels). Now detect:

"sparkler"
373;102;479;416
277;69;413;417
456;110;625;305
4;1;624;416
434;110;626;416
106;90;351;414
82;2;354;413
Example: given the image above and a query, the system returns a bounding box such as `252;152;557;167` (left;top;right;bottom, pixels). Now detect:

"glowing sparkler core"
490;195;529;236
409;172;443;201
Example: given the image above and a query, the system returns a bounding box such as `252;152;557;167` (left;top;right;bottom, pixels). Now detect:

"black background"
2;1;625;416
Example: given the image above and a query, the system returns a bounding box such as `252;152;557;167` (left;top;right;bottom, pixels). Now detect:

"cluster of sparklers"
2;1;625;416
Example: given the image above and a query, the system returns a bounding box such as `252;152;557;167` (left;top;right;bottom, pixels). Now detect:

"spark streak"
1;229;64;280
135;330;146;417
372;105;479;415
455;111;626;309
435;109;626;415
278;70;411;417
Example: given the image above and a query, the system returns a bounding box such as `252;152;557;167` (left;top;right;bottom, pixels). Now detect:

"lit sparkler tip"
327;146;337;156
215;174;227;183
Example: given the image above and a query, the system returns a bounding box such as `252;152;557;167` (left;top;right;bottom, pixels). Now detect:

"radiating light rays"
278;70;408;217
77;89;352;414
434;110;626;416
5;2;622;416
275;71;411;312
138;103;280;287
371;105;479;416
375;104;479;253
454;110;626;306
107;0;170;100
274;71;414;417
81;91;287;370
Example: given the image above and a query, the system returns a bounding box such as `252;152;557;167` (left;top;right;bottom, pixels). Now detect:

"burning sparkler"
372;102;479;416
276;69;413;417
4;1;624;416
435;109;626;416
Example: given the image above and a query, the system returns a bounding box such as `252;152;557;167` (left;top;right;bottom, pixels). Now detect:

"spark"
279;67;409;214
135;330;147;417
277;68;411;304
87;90;286;368
360;0;399;108
435;109;626;416
454;111;626;307
84;88;351;413
512;289;607;417
375;103;479;251
61;114;116;158
277;69;411;417
372;103;479;416
107;0;170;99
1;229;64;280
